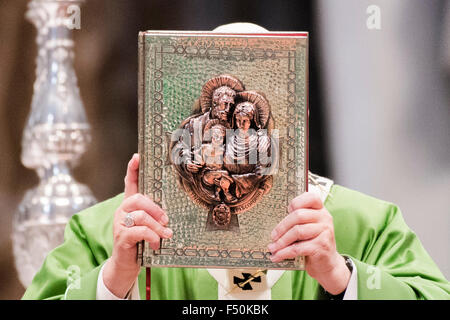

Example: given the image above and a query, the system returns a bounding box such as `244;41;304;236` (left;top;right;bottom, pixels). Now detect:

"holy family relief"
138;31;308;269
170;74;277;232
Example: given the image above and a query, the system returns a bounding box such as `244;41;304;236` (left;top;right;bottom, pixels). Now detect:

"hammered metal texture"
138;32;308;270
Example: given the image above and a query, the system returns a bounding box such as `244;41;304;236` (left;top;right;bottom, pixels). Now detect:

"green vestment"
22;185;450;300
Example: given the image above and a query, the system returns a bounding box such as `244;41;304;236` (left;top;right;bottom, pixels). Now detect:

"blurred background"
0;0;448;299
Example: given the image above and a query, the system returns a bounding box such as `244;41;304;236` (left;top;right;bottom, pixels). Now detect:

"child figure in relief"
199;120;236;203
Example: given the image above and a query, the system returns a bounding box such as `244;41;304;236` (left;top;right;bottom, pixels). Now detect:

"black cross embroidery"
233;273;262;290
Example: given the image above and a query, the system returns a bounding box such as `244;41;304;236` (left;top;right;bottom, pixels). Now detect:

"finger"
122;193;168;225
122;226;161;250
268;223;322;254
288;192;323;213
126;210;172;239
269;236;321;263
124;153;140;198
271;209;320;241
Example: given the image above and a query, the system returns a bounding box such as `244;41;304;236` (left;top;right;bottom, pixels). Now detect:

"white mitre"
213;22;269;33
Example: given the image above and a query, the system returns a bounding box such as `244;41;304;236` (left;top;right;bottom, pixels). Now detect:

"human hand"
186;162;202;173
103;153;173;298
268;192;351;295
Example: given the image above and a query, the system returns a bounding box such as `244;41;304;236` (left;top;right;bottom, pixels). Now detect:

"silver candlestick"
13;0;96;288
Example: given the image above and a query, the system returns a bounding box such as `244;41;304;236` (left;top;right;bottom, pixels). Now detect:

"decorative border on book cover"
138;32;308;270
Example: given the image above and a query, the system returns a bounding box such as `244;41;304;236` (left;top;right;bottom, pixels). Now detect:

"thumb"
124;153;139;198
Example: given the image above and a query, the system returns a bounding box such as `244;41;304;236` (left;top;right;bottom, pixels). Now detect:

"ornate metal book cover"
138;31;308;270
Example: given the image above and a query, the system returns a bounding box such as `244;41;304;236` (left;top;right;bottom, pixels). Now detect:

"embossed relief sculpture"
170;75;276;232
138;31;308;269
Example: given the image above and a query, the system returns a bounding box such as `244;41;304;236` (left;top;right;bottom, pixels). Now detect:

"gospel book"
137;30;308;270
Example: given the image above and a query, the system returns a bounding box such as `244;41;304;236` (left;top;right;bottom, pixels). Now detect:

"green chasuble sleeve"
323;185;450;300
22;185;450;300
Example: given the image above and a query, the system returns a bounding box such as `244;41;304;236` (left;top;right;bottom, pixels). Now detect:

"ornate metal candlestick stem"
13;0;96;287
